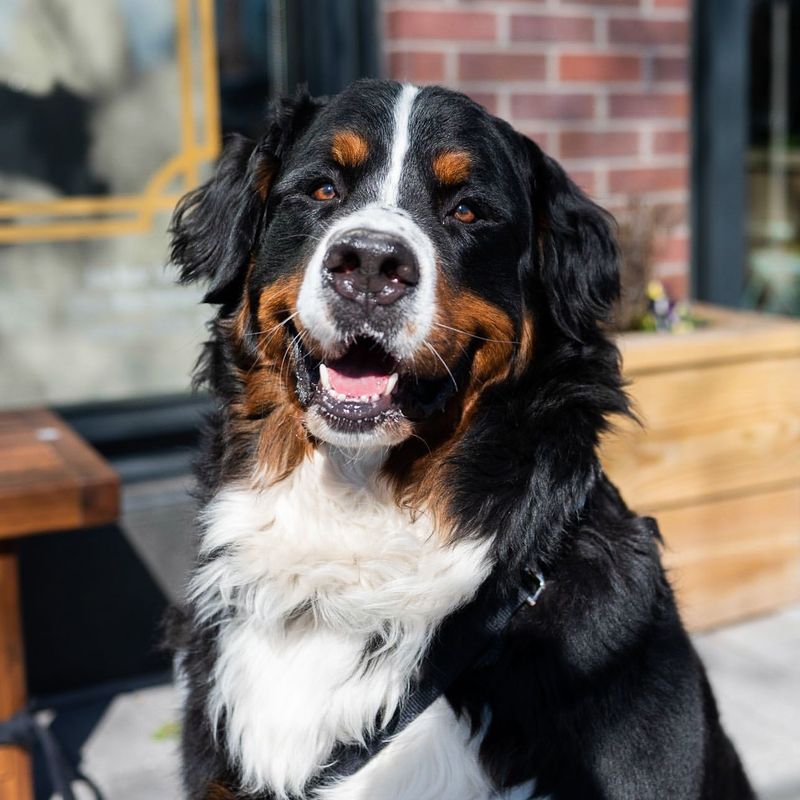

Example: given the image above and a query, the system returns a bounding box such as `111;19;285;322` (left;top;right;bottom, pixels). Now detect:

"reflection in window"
747;0;800;315
0;0;213;408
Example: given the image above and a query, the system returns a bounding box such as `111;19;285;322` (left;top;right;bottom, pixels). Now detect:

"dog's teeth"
384;373;399;396
370;394;380;402
319;364;331;390
335;392;347;401
360;395;370;402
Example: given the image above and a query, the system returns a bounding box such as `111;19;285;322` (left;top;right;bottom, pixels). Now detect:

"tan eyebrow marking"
331;130;369;167
432;150;471;185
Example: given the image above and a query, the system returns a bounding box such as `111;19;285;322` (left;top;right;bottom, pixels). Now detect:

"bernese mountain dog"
169;80;755;799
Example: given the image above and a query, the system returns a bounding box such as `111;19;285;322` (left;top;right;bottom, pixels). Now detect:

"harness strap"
305;566;546;792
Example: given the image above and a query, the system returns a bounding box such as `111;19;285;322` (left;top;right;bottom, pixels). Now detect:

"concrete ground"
693;604;800;800
44;605;800;800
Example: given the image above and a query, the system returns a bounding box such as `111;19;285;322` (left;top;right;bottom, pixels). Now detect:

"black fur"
169;80;754;799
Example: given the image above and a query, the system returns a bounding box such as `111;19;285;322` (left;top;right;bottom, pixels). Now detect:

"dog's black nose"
323;230;419;306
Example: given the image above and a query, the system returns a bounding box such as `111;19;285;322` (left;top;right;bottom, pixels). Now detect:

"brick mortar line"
652;262;692;277
596;92;610;122
641;125;655;159
542;132;559;157
444;50;458;83
603;187;689;196
449;72;688;83
516;120;688;128
497;90;513;120
546;51;559;82
643;80;689;90
385;41;688;55
600;188;689;204
595;12;609;47
454;80;688;92
497;8;511;46
603;202;689;213
385;3;688;22
516;119;688;131
595;167;609;198
560;155;689;169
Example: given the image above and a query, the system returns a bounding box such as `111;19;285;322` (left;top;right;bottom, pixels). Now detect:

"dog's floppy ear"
170;94;322;304
523;137;620;343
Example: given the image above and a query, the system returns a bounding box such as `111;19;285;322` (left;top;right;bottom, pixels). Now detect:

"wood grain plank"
618;303;800;375
0;409;119;540
602;355;800;510
0;484;85;539
605;308;800;628
0;443;61;475
47;417;119;529
658;487;800;630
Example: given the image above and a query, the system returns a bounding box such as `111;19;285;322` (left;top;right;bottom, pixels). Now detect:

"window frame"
691;0;751;307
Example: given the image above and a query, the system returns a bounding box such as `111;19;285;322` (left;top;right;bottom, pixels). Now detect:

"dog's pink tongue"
327;366;389;397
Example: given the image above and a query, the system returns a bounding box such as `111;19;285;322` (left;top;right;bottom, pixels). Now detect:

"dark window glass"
746;0;800;315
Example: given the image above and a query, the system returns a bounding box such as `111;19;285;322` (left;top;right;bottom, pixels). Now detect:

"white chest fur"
189;447;504;798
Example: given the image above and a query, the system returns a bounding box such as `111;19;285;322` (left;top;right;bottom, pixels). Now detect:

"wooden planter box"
601;304;800;630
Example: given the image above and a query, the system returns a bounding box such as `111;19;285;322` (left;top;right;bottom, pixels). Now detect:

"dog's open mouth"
314;337;401;428
294;333;465;436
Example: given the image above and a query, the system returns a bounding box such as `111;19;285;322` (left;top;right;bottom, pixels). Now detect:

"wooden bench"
0;409;119;800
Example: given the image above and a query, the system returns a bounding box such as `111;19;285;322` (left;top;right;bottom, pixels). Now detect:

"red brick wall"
384;0;691;298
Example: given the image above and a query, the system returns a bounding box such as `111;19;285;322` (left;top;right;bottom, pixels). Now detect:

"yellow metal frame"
0;0;221;244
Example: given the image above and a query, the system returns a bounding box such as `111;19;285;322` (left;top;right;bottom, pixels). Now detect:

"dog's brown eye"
311;182;338;201
453;203;476;224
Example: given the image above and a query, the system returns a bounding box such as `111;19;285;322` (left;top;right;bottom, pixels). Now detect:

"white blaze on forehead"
296;81;436;407
380;84;420;206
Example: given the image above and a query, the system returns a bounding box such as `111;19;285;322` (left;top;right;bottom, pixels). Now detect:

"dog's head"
172;80;619;481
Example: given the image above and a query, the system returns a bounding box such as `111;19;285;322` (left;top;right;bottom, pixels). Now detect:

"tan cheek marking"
331;130;369;168
434;284;518;390
228;270;313;483
432;151;471;185
255;272;304;362
384;284;522;534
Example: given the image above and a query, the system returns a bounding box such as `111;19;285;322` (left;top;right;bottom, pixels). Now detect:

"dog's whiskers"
432;322;518;346
242;310;300;339
423;341;458;393
408;431;433;457
239;312;302;384
279;328;308;386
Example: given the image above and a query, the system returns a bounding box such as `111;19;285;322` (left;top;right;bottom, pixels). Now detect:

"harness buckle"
523;567;546;607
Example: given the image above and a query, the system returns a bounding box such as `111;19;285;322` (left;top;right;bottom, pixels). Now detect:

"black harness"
305;564;547;793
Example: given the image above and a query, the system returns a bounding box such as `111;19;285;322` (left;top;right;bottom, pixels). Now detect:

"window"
693;0;800;316
746;0;800;315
